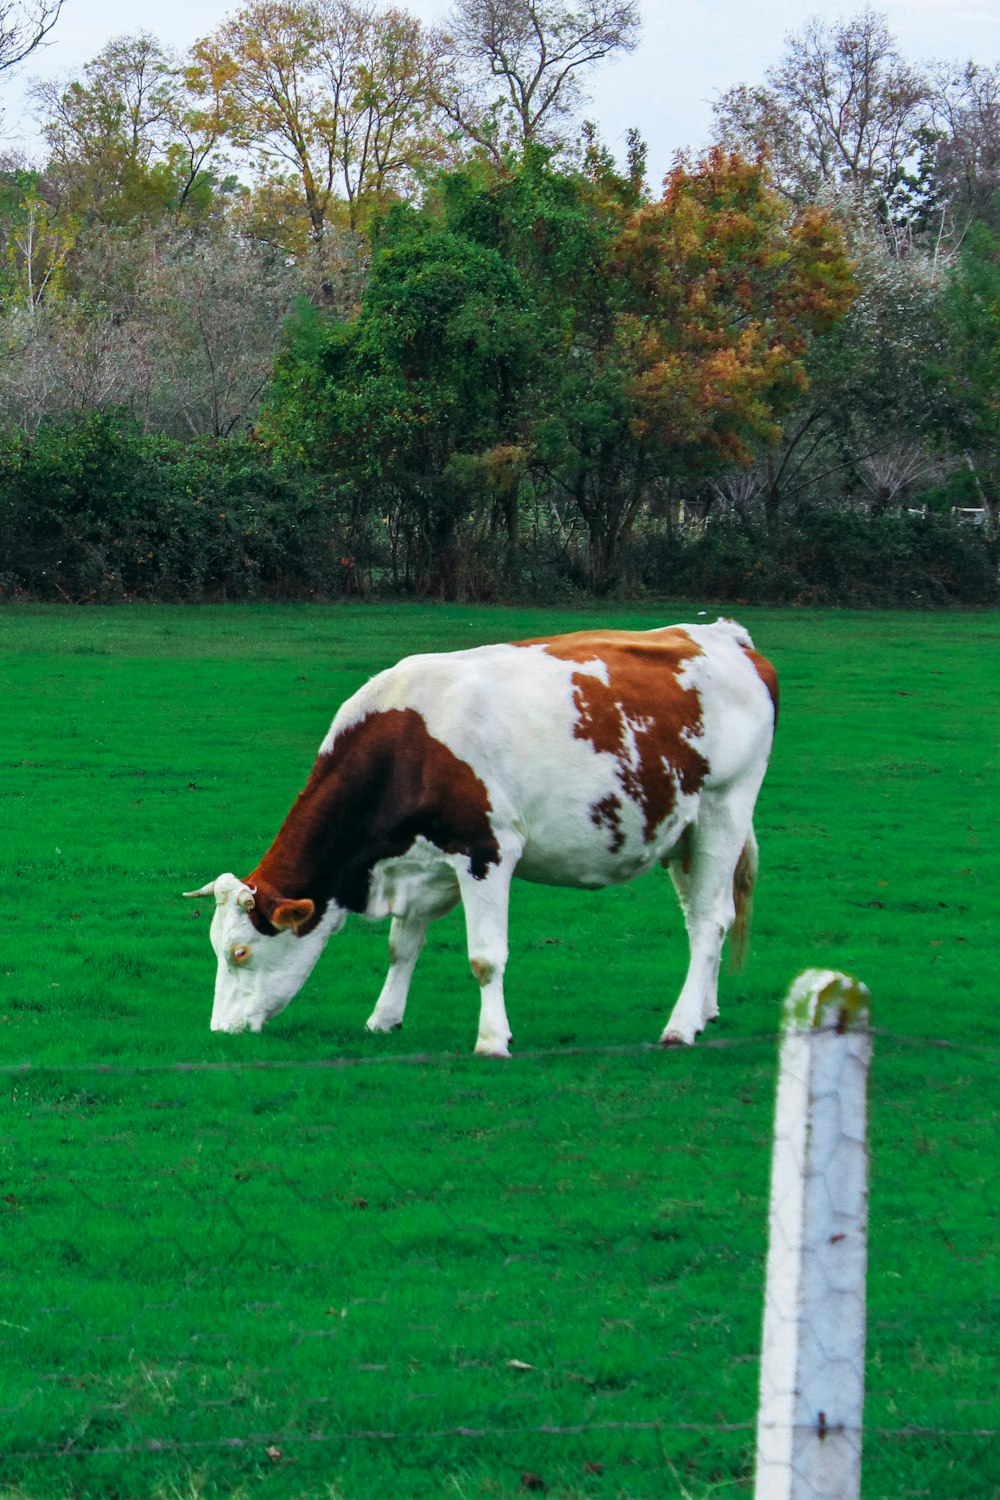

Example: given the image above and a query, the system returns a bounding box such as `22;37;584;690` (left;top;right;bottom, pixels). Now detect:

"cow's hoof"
365;1018;403;1034
660;1029;694;1048
475;1040;511;1059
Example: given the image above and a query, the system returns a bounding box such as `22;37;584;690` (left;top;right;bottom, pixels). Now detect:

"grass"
0;600;998;1500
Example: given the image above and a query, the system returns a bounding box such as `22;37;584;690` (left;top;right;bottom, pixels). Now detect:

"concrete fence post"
754;969;873;1500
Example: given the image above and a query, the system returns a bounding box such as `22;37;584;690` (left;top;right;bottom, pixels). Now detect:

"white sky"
2;0;999;186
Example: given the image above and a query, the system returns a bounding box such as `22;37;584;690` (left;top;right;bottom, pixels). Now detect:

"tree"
0;299;150;431
263;152;855;591
326;5;448;221
139;230;304;438
0;207;306;438
713;9;930;247
436;0;639;164
189;0;446;236
929;61;1000;243
529;149;856;577
0;0;62;79
31;33;223;224
701;229;943;528
932;223;1000;523
0;178;76;312
263;200;541;592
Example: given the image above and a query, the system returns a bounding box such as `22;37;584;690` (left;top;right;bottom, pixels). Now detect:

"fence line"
4;1417;998;1465
1;1026;997;1075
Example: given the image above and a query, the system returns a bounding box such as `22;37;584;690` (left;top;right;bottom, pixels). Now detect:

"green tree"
933;222;1000;524
264;203;540;592
189;0;446;237
31;32;222;225
263;152;855;593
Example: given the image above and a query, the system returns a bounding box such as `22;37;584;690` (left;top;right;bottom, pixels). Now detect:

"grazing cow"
185;619;778;1052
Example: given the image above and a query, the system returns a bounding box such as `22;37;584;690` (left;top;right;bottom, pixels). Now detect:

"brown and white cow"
185;619;778;1052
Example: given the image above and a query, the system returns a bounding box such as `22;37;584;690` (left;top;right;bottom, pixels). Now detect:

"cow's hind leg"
662;796;756;1046
455;846;519;1058
365;915;429;1033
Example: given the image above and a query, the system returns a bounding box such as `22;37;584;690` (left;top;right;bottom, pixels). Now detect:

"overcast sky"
3;0;1000;185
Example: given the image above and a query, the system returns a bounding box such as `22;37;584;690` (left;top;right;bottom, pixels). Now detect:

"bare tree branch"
0;0;63;75
437;0;639;162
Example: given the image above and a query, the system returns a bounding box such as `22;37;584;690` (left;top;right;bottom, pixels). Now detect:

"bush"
0;413;360;602
1;415;995;607
639;508;999;607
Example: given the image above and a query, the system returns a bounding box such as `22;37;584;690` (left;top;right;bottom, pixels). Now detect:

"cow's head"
184;873;344;1032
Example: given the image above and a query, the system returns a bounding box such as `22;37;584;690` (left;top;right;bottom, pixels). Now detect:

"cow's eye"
231;945;251;966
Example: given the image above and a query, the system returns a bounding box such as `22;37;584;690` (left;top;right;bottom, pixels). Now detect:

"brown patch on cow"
591;792;626;852
470;957;495;987
740;643;779;726
245;708;500;926
518;629;711;843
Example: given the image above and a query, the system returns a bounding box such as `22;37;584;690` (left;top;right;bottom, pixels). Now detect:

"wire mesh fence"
1;1024;997;1500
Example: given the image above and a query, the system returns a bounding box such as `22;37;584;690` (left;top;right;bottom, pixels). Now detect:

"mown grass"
1;601;998;1500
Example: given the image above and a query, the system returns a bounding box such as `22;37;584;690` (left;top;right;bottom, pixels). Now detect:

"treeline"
0;3;998;605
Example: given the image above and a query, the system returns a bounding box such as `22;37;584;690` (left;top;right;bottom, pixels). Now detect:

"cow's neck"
246;707;501;929
247;733;383;926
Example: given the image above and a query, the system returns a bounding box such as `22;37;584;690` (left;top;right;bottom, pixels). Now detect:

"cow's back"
322;621;776;891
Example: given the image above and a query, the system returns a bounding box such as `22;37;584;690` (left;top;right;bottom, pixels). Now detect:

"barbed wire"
4;1416;999;1465
1;1027;997;1075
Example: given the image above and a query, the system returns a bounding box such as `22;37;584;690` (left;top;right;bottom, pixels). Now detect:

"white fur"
202;876;345;1033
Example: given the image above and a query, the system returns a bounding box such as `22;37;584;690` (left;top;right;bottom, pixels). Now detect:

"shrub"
1;414;995;607
0;412;359;601
637;508;999;607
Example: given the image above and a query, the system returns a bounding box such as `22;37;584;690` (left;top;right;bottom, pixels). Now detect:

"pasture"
1;602;997;1500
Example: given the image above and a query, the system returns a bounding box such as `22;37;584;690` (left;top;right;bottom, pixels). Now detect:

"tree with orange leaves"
265;149;856;591
615;149;856;473
528;148;856;584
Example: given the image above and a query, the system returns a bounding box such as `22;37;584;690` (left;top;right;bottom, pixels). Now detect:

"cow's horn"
183;881;217;899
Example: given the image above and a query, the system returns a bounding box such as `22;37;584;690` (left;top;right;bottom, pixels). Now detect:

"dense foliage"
0;4;998;605
0;413;350;600
262;150;860;593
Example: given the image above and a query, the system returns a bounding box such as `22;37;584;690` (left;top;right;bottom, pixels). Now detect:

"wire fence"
3;1026;998;1073
2;1023;997;1499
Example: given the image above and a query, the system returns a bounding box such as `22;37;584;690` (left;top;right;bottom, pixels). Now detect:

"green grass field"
1;602;998;1500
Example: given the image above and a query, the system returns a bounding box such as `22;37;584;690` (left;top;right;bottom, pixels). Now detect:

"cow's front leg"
365;914;428;1033
456;852;517;1058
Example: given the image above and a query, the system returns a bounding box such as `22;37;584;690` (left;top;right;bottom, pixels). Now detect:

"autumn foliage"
613;150;856;470
258;148;858;589
2;5;998;603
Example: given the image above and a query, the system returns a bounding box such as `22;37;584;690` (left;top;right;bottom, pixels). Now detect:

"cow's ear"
271;898;316;932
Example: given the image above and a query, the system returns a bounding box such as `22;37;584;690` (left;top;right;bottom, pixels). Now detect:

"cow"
185;619;778;1053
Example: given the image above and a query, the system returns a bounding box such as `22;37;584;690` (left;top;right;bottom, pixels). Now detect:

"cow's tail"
729;826;758;971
